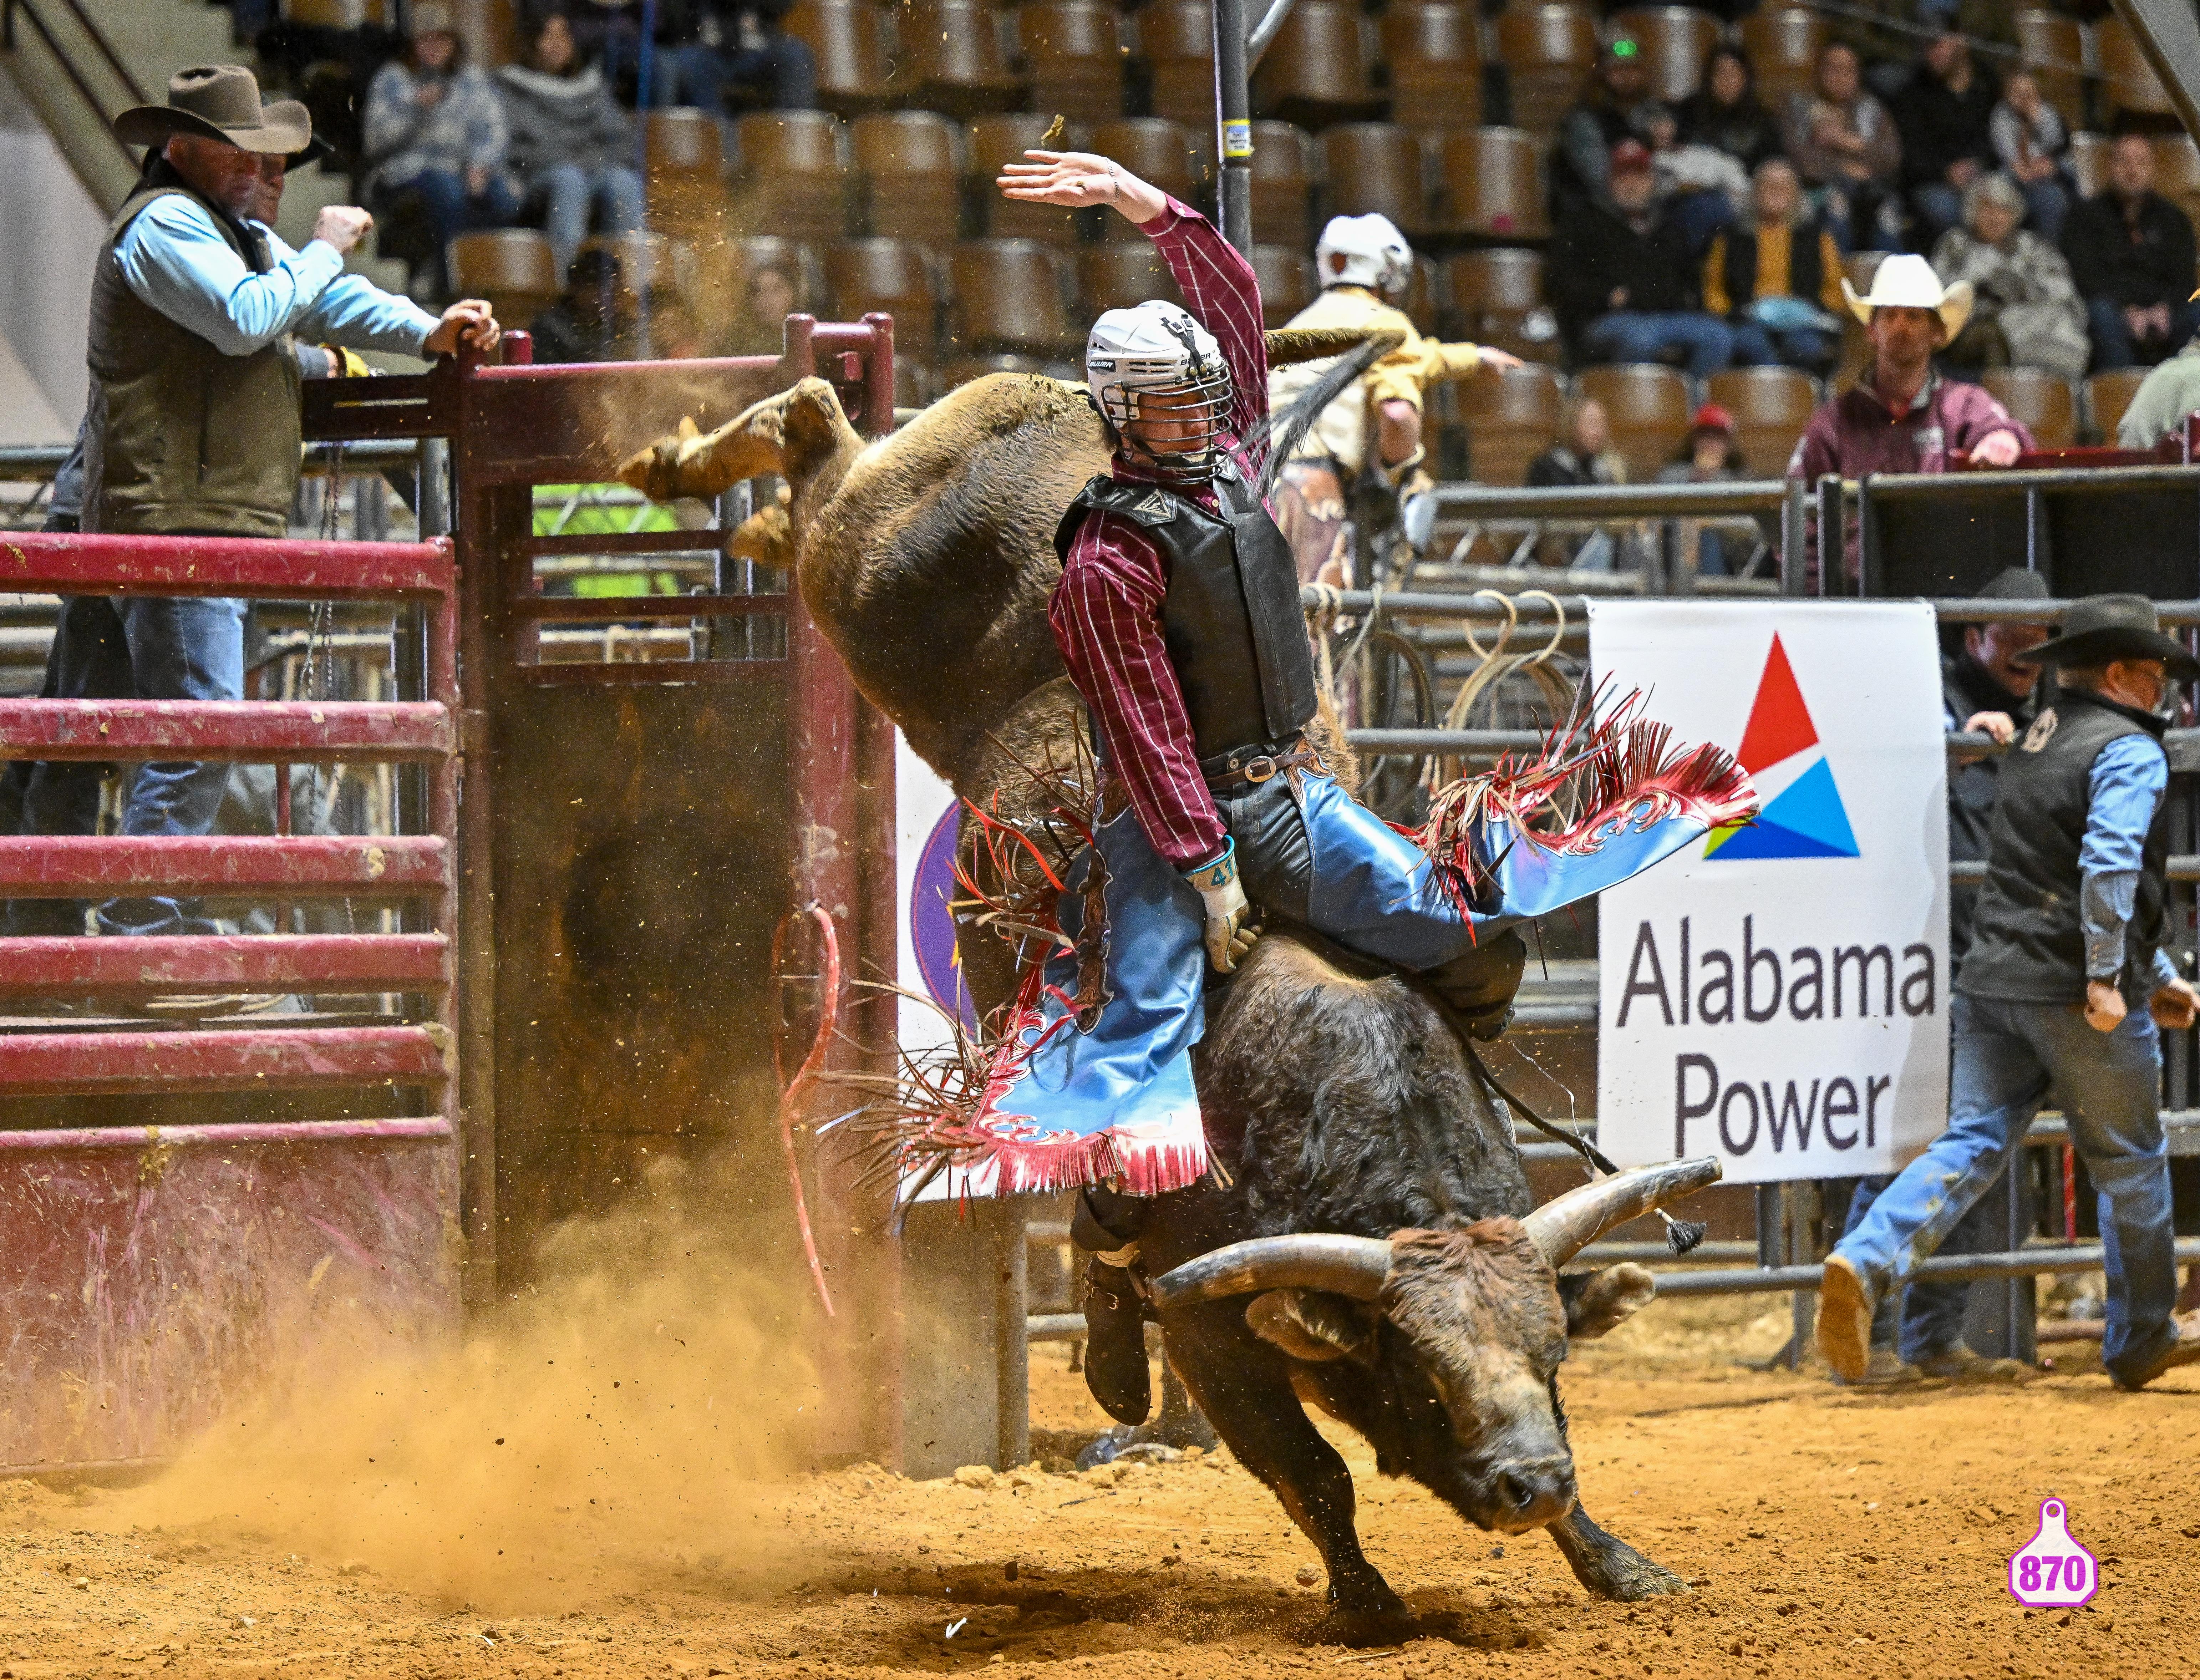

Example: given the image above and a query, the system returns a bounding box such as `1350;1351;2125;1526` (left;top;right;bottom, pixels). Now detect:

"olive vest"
1055;461;1319;759
84;181;301;537
1958;687;2170;1006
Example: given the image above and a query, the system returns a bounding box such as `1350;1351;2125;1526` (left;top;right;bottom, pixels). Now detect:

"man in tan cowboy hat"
1785;252;2032;584
1822;594;2200;1391
17;65;499;947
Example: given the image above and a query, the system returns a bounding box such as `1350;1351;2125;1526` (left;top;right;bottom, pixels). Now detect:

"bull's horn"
1521;1157;1723;1268
1150;1234;1392;1308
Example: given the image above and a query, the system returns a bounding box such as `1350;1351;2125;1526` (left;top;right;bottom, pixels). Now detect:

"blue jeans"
1833;991;2180;1384
2020;176;2070;245
532;161;645;278
1582;311;1736;378
2087;296;2197;370
1910;182;1965;249
1730;321;1838;374
20;594;248;937
1843;1169;2004;1362
661;37;817;112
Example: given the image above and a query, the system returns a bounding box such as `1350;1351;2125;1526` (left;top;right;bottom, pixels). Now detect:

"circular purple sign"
911;804;978;1033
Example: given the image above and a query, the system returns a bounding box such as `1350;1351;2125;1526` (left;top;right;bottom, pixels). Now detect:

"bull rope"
772;902;840;1316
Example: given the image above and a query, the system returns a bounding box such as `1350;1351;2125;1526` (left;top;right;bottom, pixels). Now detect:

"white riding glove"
1184;838;1259;973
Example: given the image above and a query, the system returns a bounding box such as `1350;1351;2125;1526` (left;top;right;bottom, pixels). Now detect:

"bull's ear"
1247;1289;1376;1364
1560;1263;1657;1341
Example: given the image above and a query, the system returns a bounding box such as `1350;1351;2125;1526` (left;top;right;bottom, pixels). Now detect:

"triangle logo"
1704;634;1861;861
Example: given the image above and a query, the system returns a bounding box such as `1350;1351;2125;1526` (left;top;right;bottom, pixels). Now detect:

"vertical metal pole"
1780;476;1808;597
1213;0;1253;255
995;1197;1030;1471
1814;474;1843;598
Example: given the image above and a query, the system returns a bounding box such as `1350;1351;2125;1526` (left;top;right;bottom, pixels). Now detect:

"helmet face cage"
1092;314;1233;484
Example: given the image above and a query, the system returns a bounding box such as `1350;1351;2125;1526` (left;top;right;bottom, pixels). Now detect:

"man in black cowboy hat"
16;66;499;946
1821;594;2200;1391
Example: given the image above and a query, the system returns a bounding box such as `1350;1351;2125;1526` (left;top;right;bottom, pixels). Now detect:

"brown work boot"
1817;1253;1875;1382
1829;1347;1918;1387
1913;1340;2029;1381
2111;1311;2200;1391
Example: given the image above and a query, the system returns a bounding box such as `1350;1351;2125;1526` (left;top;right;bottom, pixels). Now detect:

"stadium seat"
1434;127;1546;239
2012;8;2089;130
895;357;936;409
1380;0;1484;131
1252;0;1383;126
1137;0;1217;130
1738;6;1824;106
1494;6;1598;144
1981;367;2076;449
2151;136;2200;235
828;238;943;357
1019;0;1126;123
1443;247;1550;362
1836;250;1881;384
2084;368;2150;443
576;230;686;297
731;235;822;315
1251;245;1319;328
2069;131;2111;198
949;240;1078;353
1077;243;1185;321
1321;124;1431;238
1249;121;1316;250
1610;7;1722;105
784;0;896;115
1705;366;1818;479
2099;15;2174;119
1577;363;1692;482
901;0;1027;116
1406;253;1439;334
644;107;727;234
735;112;851;247
851;111;964;245
1092;119;1203;239
1450;361;1564;485
451;231;562;336
971;114;1086;244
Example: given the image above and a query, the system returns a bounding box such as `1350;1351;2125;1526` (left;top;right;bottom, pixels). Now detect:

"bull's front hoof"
1593;1556;1689;1601
1313;1588;1414;1647
1548;1508;1690;1601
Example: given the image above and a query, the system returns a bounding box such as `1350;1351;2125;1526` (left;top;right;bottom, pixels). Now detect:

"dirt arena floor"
3;1268;2196;1680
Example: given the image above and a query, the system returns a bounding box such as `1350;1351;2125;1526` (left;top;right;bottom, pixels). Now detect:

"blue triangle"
1707;757;1859;861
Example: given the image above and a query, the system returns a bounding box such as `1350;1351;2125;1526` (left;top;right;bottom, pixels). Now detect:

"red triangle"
1735;634;1818;774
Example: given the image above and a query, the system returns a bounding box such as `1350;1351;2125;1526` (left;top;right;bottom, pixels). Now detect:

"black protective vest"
1055;463;1319;758
1943;653;2037;972
1958;687;2170;1006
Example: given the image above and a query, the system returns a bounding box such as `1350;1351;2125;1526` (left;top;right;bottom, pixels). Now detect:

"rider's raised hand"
997;150;1168;225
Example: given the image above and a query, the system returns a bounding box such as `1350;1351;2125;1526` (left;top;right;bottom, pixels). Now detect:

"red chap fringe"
1399;687;1759;917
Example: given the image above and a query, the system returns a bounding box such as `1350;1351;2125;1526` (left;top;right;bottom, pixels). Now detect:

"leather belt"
1201;734;1323;790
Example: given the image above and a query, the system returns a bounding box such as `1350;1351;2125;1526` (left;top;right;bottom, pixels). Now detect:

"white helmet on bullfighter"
1316;213;1412;295
1083;299;1233;484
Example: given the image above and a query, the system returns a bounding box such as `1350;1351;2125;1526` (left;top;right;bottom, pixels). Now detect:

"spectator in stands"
23;68;496;949
722;257;798;355
1706;157;1845;374
1895;31;2000;250
530;246;641;362
2063;134;2199;372
1525;396;1635;568
1784;42;1902;253
1552;34;1658;216
1642;103;1748;254
1788;256;2028;579
1677;46;1783;177
2112;334;2200;449
660;0;817;115
362;1;517;303
1655;402;1749;576
1932;172;2088;380
1833;567;2049;1384
1551;140;1737;377
560;0;658;106
1989;70;2073;245
498;11;644;278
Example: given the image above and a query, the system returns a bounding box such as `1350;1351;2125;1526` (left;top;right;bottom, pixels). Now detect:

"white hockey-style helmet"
1316;213;1412;294
1084;300;1233;484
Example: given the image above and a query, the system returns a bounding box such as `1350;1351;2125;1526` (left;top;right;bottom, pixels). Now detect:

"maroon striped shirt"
1048;198;1269;871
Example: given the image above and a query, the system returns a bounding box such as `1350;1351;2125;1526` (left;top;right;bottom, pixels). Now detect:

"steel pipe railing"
1655;1237;2200;1297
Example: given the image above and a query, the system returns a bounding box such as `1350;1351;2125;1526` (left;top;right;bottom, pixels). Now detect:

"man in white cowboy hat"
1822;594;2200;1391
17;65;499;947
1785;252;2031;584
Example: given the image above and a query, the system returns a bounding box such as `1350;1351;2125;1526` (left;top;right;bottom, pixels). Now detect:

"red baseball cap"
1610;139;1653;175
1690;402;1737;435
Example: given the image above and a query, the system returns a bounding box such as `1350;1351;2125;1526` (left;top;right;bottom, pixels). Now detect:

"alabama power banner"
1591;602;1950;1184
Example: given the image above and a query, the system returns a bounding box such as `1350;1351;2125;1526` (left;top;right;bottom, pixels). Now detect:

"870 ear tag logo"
2007;1497;2098;1608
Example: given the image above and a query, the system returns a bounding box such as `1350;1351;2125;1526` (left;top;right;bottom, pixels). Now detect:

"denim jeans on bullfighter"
1842;1168;2006;1364
1833;991;2180;1384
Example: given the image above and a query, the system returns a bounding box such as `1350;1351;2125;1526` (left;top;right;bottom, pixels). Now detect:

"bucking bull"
620;356;1721;1641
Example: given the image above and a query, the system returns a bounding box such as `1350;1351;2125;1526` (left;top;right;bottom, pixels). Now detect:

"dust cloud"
105;1151;825;1613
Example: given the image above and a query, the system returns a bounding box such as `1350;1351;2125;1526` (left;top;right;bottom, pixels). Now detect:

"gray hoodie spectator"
497;11;643;275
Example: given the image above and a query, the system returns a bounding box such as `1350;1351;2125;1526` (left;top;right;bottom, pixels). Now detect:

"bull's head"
1150;1158;1719;1537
